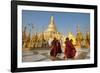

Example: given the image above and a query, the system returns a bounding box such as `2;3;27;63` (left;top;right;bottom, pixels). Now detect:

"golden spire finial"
50;16;54;24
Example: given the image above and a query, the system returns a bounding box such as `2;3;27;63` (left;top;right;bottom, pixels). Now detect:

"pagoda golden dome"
46;16;57;33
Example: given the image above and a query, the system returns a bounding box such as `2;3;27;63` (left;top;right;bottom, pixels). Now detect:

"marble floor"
22;48;90;62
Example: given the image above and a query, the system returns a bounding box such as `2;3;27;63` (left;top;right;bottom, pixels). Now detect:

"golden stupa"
43;16;61;41
76;25;83;48
85;32;90;48
46;16;57;33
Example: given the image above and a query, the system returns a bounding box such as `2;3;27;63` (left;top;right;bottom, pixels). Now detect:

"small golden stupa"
76;25;83;48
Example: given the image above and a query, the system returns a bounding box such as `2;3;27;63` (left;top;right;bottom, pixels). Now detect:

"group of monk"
50;37;76;61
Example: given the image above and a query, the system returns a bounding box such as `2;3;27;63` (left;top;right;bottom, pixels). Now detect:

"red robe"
56;41;62;53
50;40;58;57
64;40;76;58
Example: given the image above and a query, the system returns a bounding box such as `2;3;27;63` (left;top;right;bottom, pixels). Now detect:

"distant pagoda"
76;24;83;48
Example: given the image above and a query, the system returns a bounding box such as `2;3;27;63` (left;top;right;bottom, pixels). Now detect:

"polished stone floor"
22;48;90;62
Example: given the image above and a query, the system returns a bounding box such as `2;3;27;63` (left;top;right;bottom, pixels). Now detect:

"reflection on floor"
22;48;90;62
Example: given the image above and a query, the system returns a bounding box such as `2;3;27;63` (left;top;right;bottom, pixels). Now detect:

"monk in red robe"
64;38;76;59
56;40;62;54
50;38;58;60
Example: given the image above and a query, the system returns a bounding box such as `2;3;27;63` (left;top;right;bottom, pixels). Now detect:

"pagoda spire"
50;16;54;24
46;16;57;32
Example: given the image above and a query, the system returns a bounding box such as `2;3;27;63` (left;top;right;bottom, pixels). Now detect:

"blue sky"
22;10;90;36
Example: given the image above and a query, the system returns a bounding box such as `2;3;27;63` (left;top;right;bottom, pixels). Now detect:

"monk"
50;38;58;60
69;39;76;58
64;38;76;59
56;40;62;54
